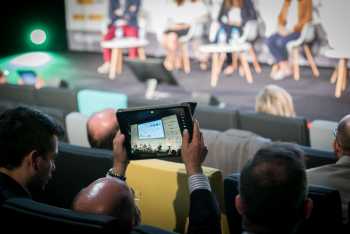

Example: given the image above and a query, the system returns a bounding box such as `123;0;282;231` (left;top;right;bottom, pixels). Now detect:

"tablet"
117;102;196;160
17;70;37;85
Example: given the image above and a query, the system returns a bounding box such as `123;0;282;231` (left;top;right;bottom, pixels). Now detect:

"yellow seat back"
126;159;229;234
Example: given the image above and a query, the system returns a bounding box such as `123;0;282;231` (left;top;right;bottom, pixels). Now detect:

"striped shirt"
188;173;211;194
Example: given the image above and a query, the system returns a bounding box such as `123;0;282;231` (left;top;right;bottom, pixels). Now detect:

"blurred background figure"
266;0;312;80
98;0;141;74
0;69;8;84
255;84;295;117
17;73;45;89
161;0;208;71
217;0;257;75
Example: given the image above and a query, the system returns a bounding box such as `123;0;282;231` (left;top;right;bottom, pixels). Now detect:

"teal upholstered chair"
77;89;127;116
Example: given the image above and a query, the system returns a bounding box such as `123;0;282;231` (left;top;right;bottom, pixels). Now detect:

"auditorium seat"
238;111;310;146
224;174;343;234
0;198;121;233
0;83;36;105
193;105;239;131
0;84;80;141
33;142;114;209
65;112;90;147
126;159;230;234
299;145;337;169
201;128;270;178
127;97;239;132
77;89;127;116
35;86;79;113
310;119;338;151
130;225;176;234
0;100;15;115
33;105;69;142
127;96;176;108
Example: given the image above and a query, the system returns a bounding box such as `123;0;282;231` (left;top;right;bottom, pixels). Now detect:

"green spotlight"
30;30;46;45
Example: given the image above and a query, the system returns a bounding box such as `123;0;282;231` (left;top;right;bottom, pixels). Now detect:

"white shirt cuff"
188;173;211;194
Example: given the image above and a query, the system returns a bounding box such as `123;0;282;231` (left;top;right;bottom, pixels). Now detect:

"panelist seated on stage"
72;120;221;234
0;106;65;204
215;0;257;75
0;69;8;84
98;0;141;74
266;0;312;80
161;0;208;71
236;142;313;233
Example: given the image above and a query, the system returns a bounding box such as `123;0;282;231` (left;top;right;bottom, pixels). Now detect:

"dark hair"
0;106;65;169
337;119;350;155
87;124;118;150
239;142;307;232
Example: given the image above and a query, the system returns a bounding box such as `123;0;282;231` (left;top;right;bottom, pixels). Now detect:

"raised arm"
106;130;129;181
181;120;221;234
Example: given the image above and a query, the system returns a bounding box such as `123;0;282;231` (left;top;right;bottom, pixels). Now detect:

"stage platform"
1;51;349;122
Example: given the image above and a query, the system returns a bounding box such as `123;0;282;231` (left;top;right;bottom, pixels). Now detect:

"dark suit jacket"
131;189;221;234
0;172;32;205
108;0;140;28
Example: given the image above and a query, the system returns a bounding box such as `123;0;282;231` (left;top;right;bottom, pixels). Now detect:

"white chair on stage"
237;18;264;73
321;0;350;98
178;18;207;73
286;22;320;81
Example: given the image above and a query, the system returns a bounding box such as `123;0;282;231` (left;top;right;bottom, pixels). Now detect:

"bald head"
336;114;350;156
87;108;119;150
72;177;136;233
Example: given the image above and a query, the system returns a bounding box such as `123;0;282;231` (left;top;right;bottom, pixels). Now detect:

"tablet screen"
117;105;193;160
17;70;37;85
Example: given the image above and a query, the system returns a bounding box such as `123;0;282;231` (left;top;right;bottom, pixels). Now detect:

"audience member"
236;142;313;233
87;108;119;150
161;0;207;71
0;106;65;203
217;0;257;75
72;177;141;234
17;73;45;89
307;114;350;219
0;69;8;84
255;84;295;117
266;0;312;80
98;0;141;74
73;120;221;234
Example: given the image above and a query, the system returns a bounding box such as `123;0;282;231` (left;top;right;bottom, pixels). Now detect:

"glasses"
334;129;340;147
133;189;141;206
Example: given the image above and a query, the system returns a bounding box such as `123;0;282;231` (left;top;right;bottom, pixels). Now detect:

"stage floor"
2;51;349;122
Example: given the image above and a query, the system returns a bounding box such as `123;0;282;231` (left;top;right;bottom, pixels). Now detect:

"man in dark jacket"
0;106;65;204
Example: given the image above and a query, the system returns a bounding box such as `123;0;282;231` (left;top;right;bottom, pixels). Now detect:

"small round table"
199;42;252;87
101;37;149;79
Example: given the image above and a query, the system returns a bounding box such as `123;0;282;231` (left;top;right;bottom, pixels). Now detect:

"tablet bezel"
117;103;195;160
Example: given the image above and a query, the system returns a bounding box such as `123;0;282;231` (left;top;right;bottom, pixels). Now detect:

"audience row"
0;105;348;233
